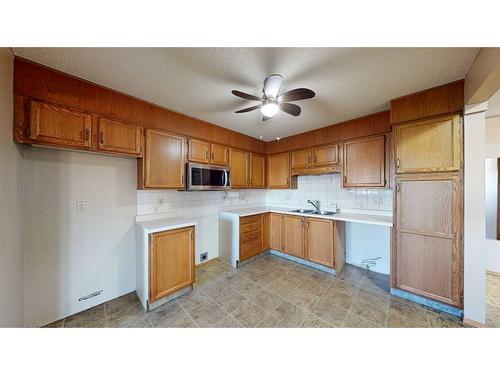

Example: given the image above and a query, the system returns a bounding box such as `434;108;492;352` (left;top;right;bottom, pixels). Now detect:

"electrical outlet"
76;201;88;213
200;252;208;262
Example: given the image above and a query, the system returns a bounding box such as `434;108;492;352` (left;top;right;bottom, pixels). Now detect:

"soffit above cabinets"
13;47;480;141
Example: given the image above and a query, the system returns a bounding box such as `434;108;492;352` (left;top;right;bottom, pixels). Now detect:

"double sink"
290;208;337;216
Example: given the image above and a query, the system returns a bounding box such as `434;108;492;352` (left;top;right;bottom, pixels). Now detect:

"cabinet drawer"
240;237;262;261
241;221;261;234
240;215;261;225
241;229;261;243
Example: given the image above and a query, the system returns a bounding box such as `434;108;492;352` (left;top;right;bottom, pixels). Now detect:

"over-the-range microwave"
185;162;231;191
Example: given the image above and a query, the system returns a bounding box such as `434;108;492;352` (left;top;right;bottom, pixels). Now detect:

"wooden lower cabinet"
283;215;306;258
269;213;283;251
240;215;263;261
394;173;462;307
306;217;334;267
262;213;270;251
149;226;195;302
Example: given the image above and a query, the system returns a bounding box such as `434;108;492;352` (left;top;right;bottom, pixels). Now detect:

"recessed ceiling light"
259;135;263;139
276;137;281;141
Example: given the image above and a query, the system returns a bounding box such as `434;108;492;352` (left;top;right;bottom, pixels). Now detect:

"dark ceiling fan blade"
231;90;262;101
235;104;261;113
280;102;301;116
262;116;271;121
263;74;283;99
278;88;315;102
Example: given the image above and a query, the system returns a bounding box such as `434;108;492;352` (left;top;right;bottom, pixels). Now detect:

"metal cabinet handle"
100;132;105;144
206;150;209;161
397;182;401;193
84;129;90;141
396;158;401;170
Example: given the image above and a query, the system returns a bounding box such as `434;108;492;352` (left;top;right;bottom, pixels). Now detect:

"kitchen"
2;48;482;329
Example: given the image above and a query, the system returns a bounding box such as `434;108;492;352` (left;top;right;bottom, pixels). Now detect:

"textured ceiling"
13;48;480;141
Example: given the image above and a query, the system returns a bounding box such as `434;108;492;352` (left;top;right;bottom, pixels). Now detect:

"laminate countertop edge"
135;217;197;234
219;206;393;227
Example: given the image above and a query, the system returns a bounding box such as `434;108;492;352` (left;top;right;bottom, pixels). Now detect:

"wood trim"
462;318;485;328
265;110;391;154
14;57;266;154
390;80;464;124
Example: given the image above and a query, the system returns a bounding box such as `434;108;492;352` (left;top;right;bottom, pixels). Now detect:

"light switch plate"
76;201;88;213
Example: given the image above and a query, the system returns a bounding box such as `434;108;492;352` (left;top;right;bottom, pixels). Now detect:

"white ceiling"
13;48;480;141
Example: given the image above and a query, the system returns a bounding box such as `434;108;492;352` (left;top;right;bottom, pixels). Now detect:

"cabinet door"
250;153;266;188
395;115;462;173
240;215;262;261
144;129;185;189
270;213;283;251
29;101;91;149
149;226;195;302
262;213;270;251
343;135;386;187
97;117;142;156
313;144;339;166
230;148;249;188
267;152;291;188
283;215;305;258
306;218;334;267
188;138;210;164
211;144;229;166
291;148;312;169
395;173;462;307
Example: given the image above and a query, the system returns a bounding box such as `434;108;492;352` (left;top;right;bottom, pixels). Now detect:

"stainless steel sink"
289;209;337;216
313;210;337;216
290;209;315;213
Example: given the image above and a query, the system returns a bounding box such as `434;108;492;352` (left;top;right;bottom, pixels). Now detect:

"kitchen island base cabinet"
149;226;195;303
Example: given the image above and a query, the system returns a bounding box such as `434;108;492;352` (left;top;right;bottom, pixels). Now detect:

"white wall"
464;102;487;324
0;48;24;327
485;158;497;240
23;148;137;327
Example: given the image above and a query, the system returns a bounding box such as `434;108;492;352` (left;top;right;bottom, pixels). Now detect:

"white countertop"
219;206;393;227
136;216;197;234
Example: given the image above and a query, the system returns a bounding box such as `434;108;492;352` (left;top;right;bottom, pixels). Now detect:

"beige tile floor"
44;254;465;328
486;273;500;327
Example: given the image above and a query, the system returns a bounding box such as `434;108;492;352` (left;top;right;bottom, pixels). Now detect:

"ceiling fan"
232;74;315;121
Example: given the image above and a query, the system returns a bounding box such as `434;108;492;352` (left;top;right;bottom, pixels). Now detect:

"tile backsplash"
265;174;393;211
137;173;392;217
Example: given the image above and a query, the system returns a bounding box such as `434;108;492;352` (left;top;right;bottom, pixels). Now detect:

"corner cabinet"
149;226;195;303
342;134;388;188
138;129;186;189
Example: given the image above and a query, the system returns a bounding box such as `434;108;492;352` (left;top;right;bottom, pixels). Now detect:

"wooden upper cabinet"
250;153;266;188
395;115;462;174
29;100;91;149
283;215;305;258
267;152;295;189
230;148;249;188
306;218;334;268
142;129;185;189
269;213;283;251
343;135;387;187
97;117;142;156
211;144;229;166
149;226;195;302
291;148;312;169
313;144;339;166
188;138;210;164
395;173;462;307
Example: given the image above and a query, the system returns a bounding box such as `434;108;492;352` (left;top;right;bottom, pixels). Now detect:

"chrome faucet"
307;199;320;211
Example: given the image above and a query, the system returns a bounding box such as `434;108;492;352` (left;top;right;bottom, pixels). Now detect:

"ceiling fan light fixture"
261;102;279;118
